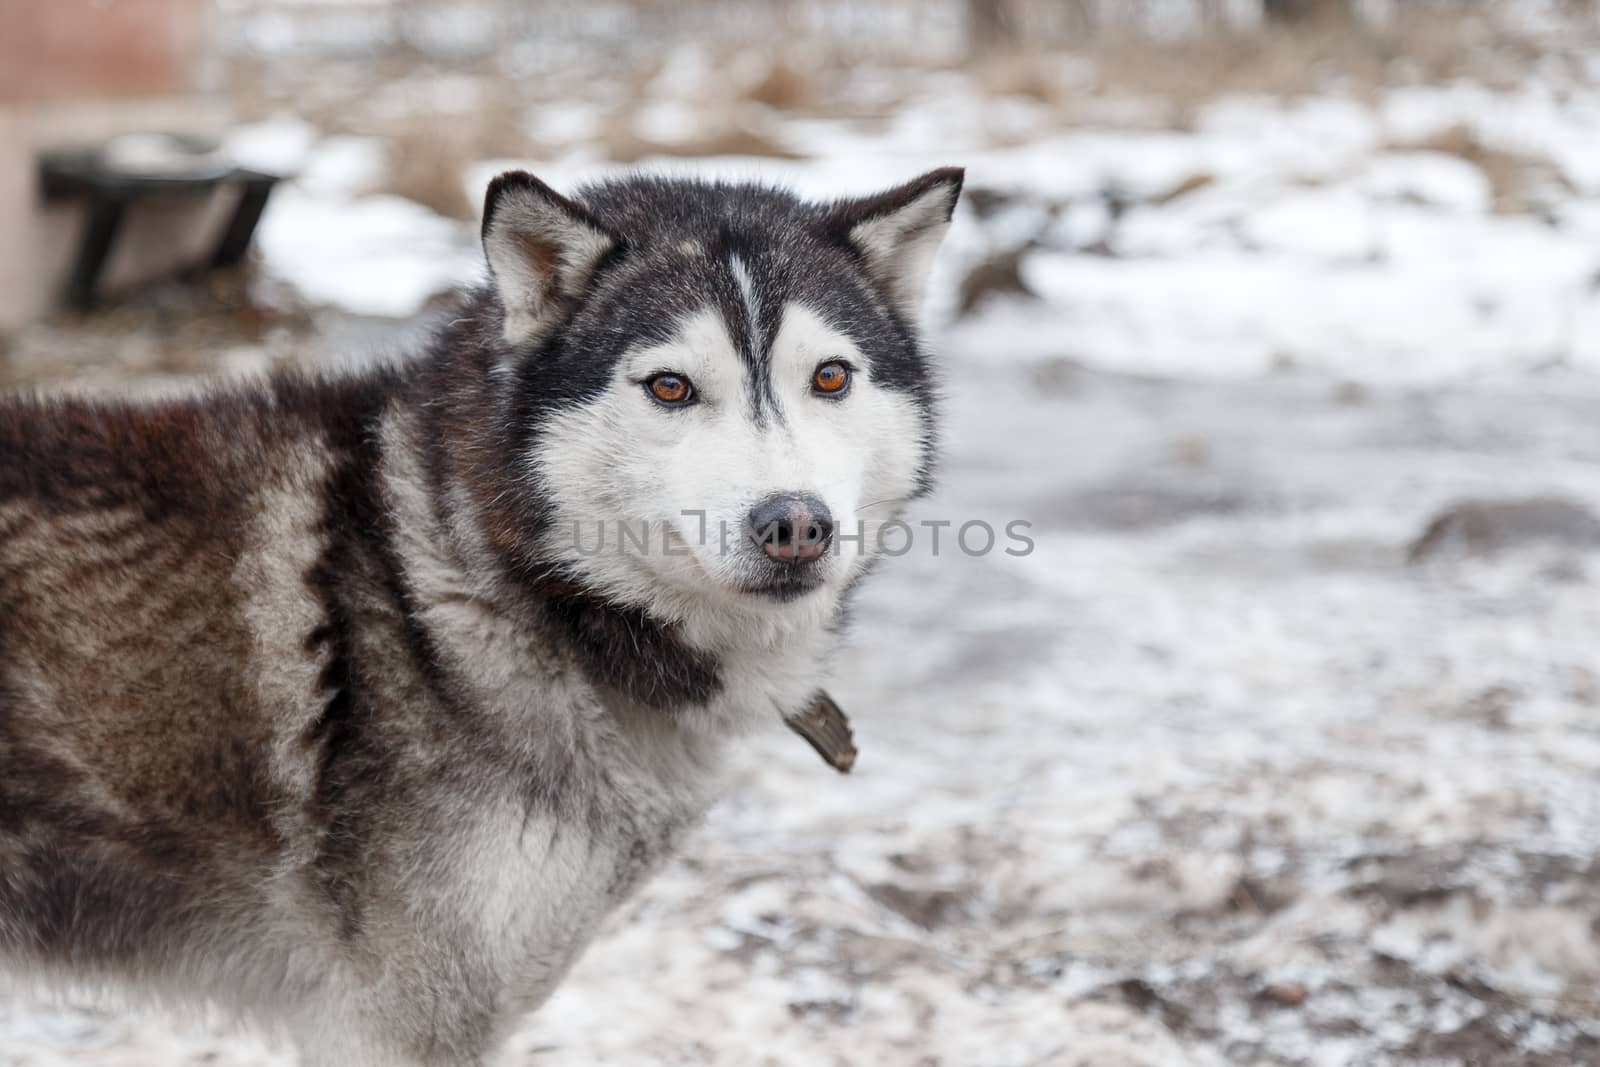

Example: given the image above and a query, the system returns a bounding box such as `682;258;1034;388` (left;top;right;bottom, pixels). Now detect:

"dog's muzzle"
747;493;834;564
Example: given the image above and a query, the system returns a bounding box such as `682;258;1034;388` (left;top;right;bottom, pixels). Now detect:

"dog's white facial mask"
532;300;929;616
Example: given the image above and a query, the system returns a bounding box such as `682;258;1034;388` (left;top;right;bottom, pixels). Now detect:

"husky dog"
0;166;962;1064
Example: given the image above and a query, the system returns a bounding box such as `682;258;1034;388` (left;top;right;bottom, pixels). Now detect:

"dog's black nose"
748;494;834;564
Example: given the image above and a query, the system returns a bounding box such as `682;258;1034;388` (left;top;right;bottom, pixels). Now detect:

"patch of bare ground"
0;270;316;389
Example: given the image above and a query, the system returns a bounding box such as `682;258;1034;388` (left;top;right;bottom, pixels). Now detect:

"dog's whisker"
854;496;911;514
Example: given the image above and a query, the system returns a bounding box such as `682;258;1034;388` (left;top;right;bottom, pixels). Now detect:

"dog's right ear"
482;171;616;346
825;167;964;324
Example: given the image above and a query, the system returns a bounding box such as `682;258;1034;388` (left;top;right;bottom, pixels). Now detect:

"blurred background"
4;1;1600;1065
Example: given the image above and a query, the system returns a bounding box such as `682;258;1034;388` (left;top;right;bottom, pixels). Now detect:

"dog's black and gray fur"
0;167;962;1064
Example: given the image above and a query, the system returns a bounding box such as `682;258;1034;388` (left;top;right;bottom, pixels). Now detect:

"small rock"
1459;684;1518;729
1226;875;1297;916
1261;981;1308;1007
787;998;854;1022
1332;380;1370;406
1409;496;1600;563
866;882;969;931
1098;978;1192;1031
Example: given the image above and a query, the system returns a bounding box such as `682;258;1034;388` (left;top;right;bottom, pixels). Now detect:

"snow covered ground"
7;10;1600;1066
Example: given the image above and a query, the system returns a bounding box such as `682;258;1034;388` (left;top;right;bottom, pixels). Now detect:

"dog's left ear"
826;167;964;322
482;171;617;346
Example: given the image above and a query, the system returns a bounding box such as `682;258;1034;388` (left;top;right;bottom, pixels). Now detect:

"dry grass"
1084;11;1495;115
1093;31;1352;107
972;51;1064;104
742;58;815;111
1394;125;1568;215
597;113;802;166
210;2;1600;220
225;56;537;220
382;111;533;220
940;7;1553;135
1152;172;1215;205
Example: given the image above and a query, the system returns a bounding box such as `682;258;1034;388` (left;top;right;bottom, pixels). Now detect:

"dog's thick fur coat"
0;168;961;1064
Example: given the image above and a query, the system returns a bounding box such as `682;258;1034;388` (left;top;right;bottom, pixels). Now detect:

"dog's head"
477;169;962;633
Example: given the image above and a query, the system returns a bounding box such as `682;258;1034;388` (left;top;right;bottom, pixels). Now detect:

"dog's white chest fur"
448;726;726;1011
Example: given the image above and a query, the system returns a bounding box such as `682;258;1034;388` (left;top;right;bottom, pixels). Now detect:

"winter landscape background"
4;1;1600;1064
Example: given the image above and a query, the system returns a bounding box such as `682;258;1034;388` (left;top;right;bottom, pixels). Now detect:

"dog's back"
0;381;367;978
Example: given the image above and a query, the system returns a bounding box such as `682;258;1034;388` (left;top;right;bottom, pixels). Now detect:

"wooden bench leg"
210;178;276;269
67;194;127;311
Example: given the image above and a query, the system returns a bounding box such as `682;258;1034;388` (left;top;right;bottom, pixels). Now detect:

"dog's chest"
447;737;723;1002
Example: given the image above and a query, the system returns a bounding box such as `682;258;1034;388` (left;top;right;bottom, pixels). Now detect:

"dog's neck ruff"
532;566;847;730
537;581;725;711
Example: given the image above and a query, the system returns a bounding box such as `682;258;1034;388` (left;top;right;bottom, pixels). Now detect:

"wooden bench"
39;138;283;310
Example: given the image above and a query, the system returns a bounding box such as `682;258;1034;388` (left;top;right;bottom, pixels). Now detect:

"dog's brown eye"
812;361;851;396
646;373;694;406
